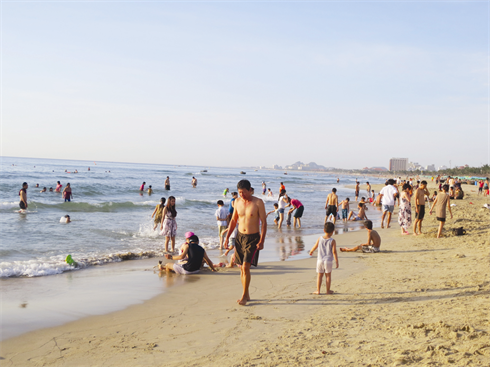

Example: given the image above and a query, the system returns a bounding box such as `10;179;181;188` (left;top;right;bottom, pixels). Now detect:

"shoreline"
2;184;488;366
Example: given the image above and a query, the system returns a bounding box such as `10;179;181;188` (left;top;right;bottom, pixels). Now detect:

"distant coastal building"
426;164;436;171
272;164;282;170
389;158;408;171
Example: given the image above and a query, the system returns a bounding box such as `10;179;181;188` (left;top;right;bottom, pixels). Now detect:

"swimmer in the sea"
148;185;153;195
223;188;229;197
40;187;47;193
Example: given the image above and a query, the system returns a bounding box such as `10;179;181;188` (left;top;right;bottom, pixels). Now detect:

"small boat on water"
240;171;246;174
201;170;208;173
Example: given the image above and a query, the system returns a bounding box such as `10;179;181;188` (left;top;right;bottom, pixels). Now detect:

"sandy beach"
1;184;489;366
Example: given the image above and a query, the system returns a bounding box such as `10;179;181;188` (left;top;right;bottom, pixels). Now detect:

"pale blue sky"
2;1;488;169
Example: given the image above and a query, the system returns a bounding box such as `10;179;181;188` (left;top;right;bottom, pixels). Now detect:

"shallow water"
1;156;384;277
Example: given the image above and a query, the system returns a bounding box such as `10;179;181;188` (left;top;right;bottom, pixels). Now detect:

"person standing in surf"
192;177;197;188
151;197;166;230
165;176;171;190
55;181;62;193
62;183;73;202
160;196;177;252
223;180;267;306
19;182;28;211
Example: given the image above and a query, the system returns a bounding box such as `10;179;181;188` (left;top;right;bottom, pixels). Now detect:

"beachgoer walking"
165;177;170;190
151;198;166;230
413;180;429;235
324;188;338;224
215;200;228;249
262;182;266;195
309;222;339;295
366;182;371;198
429;184;453;238
478;180;484;195
398;183;412;235
192;177;197;188
379;179;398;228
223;179;267;306
19;182;28;211
484;179;489;197
160;196;178;252
62;183;73;202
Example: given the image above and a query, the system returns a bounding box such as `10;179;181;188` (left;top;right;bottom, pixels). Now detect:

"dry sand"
1;184;489;367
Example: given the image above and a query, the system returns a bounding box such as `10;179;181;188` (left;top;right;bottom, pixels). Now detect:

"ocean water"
0;156;385;278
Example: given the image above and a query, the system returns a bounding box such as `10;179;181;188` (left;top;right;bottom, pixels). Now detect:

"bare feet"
402;232;409;235
413;233;419;236
327;290;334;294
312;291;321;295
340;248;346;252
237;296;251;306
387;225;391;228
381;224;384;229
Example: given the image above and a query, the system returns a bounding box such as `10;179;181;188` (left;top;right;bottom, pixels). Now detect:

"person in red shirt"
287;198;304;228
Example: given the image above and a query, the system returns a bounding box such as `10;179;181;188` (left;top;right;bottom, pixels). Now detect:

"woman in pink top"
55;181;62;193
288;198;304;228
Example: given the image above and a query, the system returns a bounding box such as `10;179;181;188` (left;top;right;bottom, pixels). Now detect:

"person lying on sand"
158;235;216;274
340;220;381;253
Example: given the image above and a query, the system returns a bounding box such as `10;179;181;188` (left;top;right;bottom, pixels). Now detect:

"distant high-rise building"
389;158;408;171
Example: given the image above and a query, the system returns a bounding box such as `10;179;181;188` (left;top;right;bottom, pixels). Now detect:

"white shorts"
172;264;200;275
316;260;333;274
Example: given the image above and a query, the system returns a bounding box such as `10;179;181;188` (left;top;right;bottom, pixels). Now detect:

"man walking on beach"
413;180;430;235
224;180;267;306
379;179;398;228
19;182;28;211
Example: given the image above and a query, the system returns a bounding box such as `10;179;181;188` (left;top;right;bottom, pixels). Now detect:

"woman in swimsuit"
160;196;177;253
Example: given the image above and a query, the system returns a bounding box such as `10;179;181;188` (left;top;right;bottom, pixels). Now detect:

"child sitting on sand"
347;202;368;221
340;220;381;253
309;222;339;295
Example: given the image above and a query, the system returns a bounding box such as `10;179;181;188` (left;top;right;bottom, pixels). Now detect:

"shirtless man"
324;188;338;224
355;182;360;201
19;182;28;211
192;177;197;188
366;182;371;198
224;180;267;306
347;202;368;221
165;177;170;190
413;180;430;235
340;220;380;252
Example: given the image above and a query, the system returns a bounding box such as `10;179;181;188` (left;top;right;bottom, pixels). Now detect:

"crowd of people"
18;171;485;302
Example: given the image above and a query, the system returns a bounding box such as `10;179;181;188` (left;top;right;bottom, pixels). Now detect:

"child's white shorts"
316;260;333;274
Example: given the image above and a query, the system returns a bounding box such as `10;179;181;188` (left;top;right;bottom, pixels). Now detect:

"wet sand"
1;184;489;366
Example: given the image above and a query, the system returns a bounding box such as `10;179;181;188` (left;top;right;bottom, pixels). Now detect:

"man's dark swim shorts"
294;205;304;218
235;232;260;267
326;205;337;217
19;201;26;210
415;205;425;220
